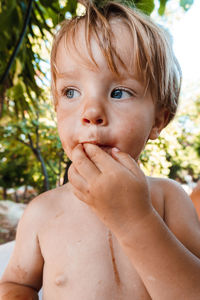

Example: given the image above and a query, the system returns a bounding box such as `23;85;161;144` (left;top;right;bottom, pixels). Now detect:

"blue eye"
65;88;80;99
111;89;132;99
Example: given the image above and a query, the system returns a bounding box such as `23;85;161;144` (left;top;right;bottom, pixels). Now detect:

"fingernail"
83;143;90;149
112;147;120;153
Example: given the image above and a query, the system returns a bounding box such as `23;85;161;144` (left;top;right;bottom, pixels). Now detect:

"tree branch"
46;160;59;176
0;0;34;85
27;133;35;153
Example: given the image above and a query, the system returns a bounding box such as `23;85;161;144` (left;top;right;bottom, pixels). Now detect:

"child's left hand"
68;143;153;237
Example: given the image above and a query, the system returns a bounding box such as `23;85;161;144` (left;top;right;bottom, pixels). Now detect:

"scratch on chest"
108;230;121;286
12;265;28;281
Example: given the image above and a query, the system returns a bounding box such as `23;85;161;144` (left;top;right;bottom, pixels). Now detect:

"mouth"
98;145;112;153
81;141;112;154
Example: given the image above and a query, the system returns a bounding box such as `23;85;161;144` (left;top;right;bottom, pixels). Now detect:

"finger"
83;143;119;173
72;144;100;180
68;163;89;194
70;180;92;206
71;185;88;204
111;148;140;175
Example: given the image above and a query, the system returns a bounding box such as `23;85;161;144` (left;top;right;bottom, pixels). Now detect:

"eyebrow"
56;69;143;88
56;70;78;79
115;73;143;86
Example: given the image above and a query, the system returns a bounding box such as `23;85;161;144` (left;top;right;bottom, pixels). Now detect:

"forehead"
55;18;136;77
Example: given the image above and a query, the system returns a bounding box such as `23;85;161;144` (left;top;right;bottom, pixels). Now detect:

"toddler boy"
1;1;200;299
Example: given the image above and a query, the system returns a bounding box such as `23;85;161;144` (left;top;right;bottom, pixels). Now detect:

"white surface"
0;200;26;227
0;241;42;299
0;241;15;278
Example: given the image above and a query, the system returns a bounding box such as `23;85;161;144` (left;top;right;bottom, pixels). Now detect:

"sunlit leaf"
180;0;194;11
158;0;168;15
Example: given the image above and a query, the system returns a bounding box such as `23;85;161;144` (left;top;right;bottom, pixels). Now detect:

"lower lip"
81;143;113;154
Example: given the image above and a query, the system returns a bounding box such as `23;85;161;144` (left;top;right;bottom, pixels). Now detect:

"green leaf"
0;0;16;28
158;0;168;15
32;119;39;127
180;0;194;11
65;0;78;16
135;0;155;15
39;0;54;7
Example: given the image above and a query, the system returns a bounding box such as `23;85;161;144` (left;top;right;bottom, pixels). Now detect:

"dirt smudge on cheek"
108;230;121;286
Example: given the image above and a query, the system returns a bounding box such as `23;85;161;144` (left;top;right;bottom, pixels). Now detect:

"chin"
63;147;72;161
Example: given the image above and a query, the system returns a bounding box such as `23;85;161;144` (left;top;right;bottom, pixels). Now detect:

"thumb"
111;148;140;175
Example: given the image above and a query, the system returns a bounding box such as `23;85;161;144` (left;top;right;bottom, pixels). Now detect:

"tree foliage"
0;96;68;193
141;93;200;182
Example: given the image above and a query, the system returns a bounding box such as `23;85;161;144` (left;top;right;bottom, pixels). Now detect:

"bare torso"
38;180;164;300
1;174;200;300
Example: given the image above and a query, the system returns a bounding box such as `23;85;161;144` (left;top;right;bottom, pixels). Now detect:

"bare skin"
1;177;200;300
1;18;200;300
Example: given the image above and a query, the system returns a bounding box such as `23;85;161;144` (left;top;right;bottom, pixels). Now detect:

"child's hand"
68;143;153;237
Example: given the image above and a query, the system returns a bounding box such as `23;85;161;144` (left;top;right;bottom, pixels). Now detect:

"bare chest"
39;203;152;300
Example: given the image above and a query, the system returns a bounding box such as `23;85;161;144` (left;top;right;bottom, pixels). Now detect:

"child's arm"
118;181;200;300
0;197;44;299
0;282;38;300
69;143;200;300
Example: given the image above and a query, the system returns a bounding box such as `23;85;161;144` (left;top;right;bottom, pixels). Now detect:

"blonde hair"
51;1;181;123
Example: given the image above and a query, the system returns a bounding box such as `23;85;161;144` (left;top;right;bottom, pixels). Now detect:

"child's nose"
81;101;107;126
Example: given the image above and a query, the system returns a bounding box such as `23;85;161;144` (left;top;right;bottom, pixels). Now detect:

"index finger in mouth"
71;144;101;179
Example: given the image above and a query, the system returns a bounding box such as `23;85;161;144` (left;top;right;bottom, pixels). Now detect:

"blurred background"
0;0;200;245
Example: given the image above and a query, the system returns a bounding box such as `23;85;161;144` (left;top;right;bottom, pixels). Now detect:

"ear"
149;108;170;140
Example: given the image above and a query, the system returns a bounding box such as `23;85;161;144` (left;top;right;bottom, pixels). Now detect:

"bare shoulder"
16;182;74;248
0;183;72;289
148;177;200;258
24;182;72;223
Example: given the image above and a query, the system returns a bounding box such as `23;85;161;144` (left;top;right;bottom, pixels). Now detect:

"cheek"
56;114;74;157
57;125;70;154
117;115;153;155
